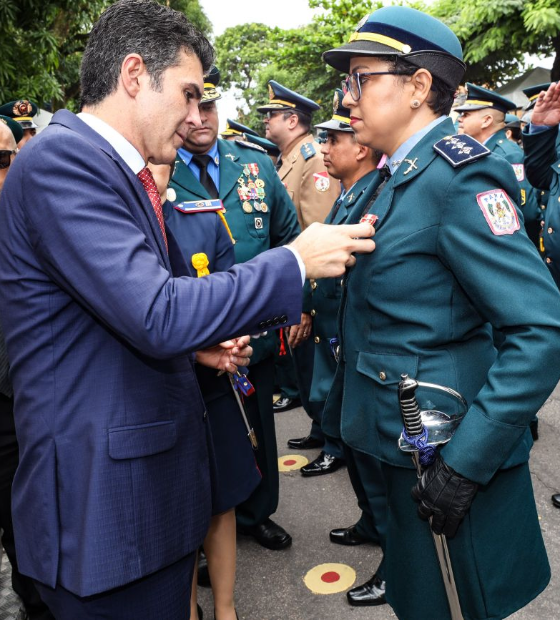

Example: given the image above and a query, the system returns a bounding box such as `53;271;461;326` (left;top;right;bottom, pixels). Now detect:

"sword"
228;372;258;450
398;374;464;620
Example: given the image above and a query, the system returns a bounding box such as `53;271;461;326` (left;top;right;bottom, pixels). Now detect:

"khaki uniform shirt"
278;133;340;229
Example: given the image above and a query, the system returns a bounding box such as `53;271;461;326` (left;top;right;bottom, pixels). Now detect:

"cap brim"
454;103;490;112
314;119;353;132
323;41;399;73
256;103;293;113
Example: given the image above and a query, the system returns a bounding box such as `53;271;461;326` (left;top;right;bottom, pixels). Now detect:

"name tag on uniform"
174;199;224;214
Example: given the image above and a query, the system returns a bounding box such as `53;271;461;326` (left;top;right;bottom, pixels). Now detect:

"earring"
412;100;420;108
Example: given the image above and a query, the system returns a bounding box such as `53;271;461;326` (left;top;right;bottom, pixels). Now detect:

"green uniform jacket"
170;139;301;364
486;128;541;243
309;169;378;403
523;125;560;286
323;117;560;486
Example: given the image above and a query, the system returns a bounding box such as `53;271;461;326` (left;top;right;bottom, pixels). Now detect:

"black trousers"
0;394;54;620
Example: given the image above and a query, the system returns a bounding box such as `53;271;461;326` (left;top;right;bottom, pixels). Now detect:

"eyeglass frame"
0;148;18;170
341;71;406;102
264;110;293;120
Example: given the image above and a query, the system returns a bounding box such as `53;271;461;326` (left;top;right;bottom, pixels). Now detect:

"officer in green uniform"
456;83;542;248
220;118;258;141
169;67;300;551
322;7;560;619
307;89;389;605
522;81;560;511
0;99;38;148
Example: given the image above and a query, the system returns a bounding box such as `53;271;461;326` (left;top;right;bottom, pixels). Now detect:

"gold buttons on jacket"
546;257;552;264
314;336;320;344
379;371;387;381
548;227;554;234
310;309;316;317
311;281;318;290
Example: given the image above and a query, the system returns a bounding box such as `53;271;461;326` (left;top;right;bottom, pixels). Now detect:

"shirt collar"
77;112;145;174
388;116;448;174
178;141;220;167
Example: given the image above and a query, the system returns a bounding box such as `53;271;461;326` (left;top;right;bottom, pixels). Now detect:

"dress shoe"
287;435;324;450
530;419;539;441
329;524;369;546
347;574;387;607
300;451;345;477
237;518;292;550
552;493;560;508
197;549;211;587
197;605;203;620
273;396;301;412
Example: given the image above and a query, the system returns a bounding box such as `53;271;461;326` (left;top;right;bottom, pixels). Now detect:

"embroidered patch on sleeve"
476;189;520;236
313;171;330;192
511;163;525;182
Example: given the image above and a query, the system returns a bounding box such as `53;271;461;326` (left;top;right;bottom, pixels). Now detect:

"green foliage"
0;0;212;111
430;0;560;85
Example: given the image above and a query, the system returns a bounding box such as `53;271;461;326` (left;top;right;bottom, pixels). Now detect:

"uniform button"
314;336;320;344
203;410;208;419
311;281;318;290
280;314;288;323
379;371;387;381
340;279;344;286
266;319;273;327
272;316;280;325
546;257;552;264
310;309;316;317
258;321;266;330
548;227;554;234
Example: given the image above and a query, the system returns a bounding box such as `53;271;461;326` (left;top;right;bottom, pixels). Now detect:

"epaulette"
433;134;490;168
235;139;266;153
301;142;316;160
173;199;224;214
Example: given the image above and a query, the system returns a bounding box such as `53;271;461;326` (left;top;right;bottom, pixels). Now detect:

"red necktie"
137;166;168;251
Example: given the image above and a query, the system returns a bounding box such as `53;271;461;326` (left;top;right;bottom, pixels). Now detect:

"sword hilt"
398;374;423;436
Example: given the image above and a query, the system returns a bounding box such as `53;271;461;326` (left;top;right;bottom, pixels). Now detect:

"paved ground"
1;386;559;619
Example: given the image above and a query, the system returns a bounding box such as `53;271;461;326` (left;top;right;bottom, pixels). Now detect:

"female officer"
321;6;560;620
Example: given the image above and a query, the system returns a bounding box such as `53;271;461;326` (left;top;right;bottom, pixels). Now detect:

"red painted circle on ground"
321;571;340;583
283;459;297;466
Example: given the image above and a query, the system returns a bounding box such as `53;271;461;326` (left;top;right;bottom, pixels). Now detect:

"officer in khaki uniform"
456;84;542;248
323;6;560;619
258;81;340;444
169;68;300;552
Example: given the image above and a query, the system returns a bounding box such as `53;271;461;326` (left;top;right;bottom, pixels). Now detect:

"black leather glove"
411;453;478;538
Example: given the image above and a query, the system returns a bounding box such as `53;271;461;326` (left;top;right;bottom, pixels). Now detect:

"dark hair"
282;109;312;133
80;0;214;108
388;57;456;117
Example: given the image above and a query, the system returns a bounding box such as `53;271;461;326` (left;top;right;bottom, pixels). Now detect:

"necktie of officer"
192;154;219;199
360;164;391;219
137;166;168;252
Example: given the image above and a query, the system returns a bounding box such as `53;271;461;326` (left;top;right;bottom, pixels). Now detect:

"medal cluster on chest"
237;164;268;229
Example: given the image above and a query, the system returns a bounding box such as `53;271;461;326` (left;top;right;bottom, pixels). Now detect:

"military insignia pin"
166;188;177;202
261;203;268;213
477;189;520;236
313;171;330;192
13;100;32;116
242;202;253;213
254;217;264;229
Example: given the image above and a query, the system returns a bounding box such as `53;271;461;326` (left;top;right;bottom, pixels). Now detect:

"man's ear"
120;54;146;97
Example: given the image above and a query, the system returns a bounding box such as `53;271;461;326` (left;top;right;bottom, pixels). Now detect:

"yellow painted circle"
304;563;356;594
278;454;308;471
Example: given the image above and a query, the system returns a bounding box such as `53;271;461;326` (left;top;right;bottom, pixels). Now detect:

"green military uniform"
322;116;560;619
523;125;560;287
310;169;387;545
170;137;300;527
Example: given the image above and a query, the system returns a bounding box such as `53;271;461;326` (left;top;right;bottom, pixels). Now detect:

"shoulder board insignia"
433;134;490;168
235;139;266;152
301;142;316;160
174;199;224;214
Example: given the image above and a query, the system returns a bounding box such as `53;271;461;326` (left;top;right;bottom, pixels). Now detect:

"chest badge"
313;171;330;192
403;158;418;175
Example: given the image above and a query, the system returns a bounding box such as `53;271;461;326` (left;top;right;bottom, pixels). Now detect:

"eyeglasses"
0;149;18;170
265;110;289;120
341;72;404;102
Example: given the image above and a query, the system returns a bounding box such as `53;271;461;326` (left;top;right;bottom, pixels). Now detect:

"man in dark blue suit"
0;2;374;618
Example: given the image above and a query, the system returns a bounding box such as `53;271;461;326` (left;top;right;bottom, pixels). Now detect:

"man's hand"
196;335;252;373
532;82;560;127
287;312;312;348
290;222;375;279
411;454;478;538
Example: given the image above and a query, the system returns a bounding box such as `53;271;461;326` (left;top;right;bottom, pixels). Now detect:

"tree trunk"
551;34;560;82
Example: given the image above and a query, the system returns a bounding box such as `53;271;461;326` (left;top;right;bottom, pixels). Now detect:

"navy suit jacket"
0;110;302;596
